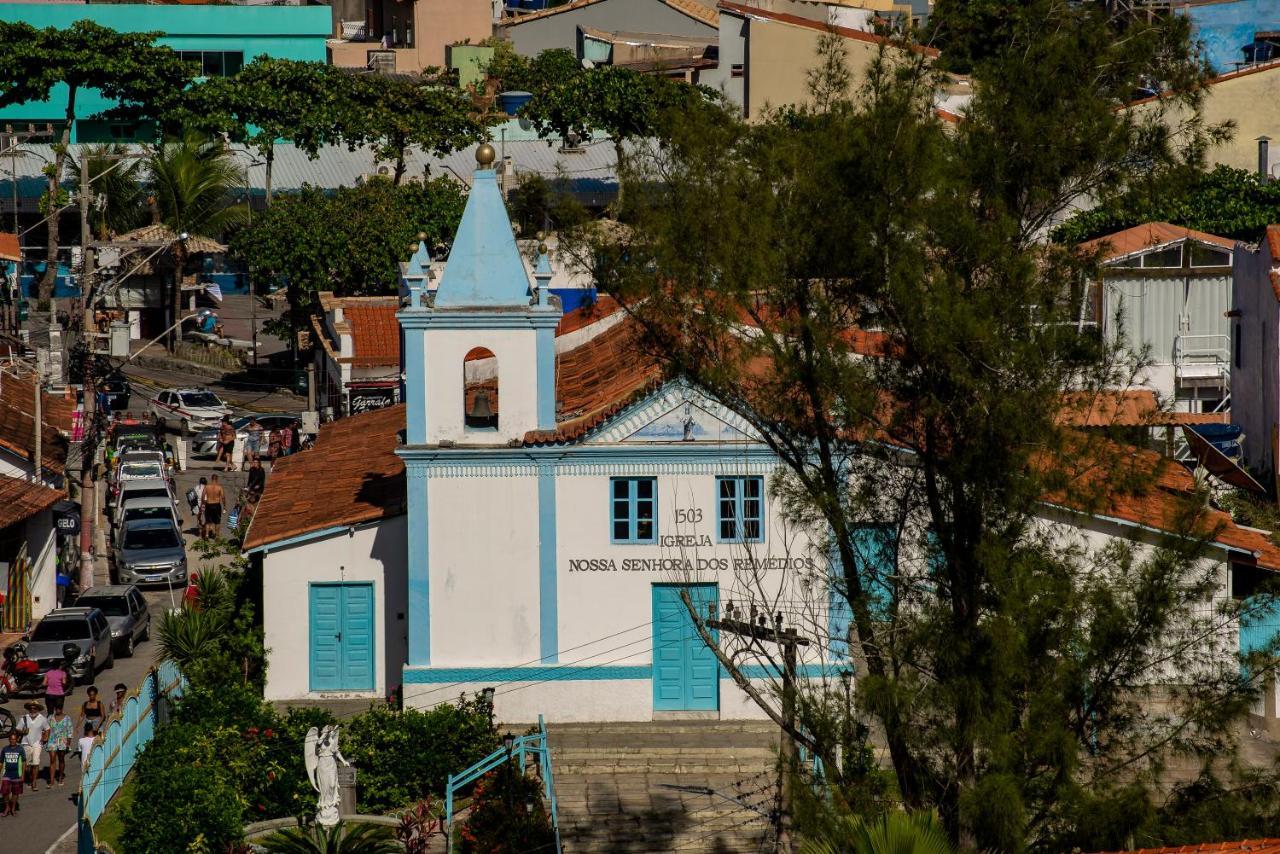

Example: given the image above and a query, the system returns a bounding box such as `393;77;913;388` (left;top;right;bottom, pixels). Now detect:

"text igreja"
568;557;816;572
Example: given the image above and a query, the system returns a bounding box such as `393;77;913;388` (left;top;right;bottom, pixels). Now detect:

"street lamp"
229;149;267;367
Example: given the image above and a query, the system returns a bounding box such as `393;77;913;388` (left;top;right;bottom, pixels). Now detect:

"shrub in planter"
458;762;555;854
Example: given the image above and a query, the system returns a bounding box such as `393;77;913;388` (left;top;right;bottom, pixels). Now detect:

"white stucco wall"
422;327;541;445
27;513;57;620
261;516;408;701
428;474;541;665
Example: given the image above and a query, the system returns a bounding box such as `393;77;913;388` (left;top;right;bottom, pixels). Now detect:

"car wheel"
140;622;150;642
121;634;134;658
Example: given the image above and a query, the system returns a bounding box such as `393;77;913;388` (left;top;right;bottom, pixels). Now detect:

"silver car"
74;586;151;658
113;494;180;543
23;607;114;684
113;518;187;587
109;477;174;525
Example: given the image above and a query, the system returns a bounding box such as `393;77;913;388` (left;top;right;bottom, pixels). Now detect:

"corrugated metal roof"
0;140;618;197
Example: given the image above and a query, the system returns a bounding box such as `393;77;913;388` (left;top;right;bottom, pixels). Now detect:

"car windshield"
124;507;172;525
124;487;169;502
75;596;129;617
180;392;222;408
114;430;152;448
120;463;162;479
30;619;89;642
123;525;180;550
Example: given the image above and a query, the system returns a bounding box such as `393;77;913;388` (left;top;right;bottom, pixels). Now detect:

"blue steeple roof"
434;169;531;308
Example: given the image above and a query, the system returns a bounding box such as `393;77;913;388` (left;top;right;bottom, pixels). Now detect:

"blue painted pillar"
402;322;427;445
405;464;430;666
535;325;556;430
537;460;558;662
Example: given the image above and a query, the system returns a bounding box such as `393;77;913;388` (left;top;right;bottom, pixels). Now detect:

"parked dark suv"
74;586;151;657
23;607;114;684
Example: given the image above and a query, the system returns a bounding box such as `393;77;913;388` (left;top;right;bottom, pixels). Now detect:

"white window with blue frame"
611;477;657;544
717;476;764;543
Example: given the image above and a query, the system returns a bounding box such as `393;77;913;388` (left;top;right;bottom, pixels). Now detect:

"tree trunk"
40;86;77;306
612;137;625;213
265;146;274;206
393;149;407;186
168;242;186;352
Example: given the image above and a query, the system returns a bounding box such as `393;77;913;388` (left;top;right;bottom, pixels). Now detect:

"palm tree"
800;811;955;854
68;144;148;239
260;822;399;854
146;132;247;348
155;568;234;670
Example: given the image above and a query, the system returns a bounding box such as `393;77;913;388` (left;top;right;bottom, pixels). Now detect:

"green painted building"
0;3;332;142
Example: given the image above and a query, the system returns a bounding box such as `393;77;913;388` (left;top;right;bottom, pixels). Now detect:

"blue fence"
444;714;561;854
77;660;185;854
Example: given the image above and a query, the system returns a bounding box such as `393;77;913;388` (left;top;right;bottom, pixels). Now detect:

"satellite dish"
581;58;594;70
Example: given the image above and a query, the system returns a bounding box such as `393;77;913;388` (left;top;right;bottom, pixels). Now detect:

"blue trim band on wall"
405;468;430;666
401;663;838;684
538;462;558;663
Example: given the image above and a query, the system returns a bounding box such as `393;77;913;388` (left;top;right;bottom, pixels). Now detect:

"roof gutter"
243;524;351;556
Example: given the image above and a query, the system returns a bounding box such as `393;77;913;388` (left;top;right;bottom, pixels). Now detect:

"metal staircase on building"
548;720;780;853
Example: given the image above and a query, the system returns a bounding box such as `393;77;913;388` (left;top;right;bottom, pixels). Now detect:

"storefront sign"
348;387;396;415
52;503;80;536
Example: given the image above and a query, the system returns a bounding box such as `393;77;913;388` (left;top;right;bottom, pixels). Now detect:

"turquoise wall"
0;4;332;141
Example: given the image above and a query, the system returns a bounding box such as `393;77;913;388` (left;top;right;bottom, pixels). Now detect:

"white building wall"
27;513;57;620
422;328;540;445
428;474;541;666
261;516;408;701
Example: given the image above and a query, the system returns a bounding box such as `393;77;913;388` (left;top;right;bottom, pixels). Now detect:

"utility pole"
705;604;809;854
32;357;41;485
77;155;97;592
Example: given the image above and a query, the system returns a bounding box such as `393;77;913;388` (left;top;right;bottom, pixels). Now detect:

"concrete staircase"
547;721;780;853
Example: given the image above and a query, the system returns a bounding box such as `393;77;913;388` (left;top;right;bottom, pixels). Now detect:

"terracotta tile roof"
504;0;718;29
345;305;401;367
1271;271;1280;303
0;232;18;263
0;474;63;530
115;224;225;255
1077;221;1235;262
242;404;406;552
1094;841;1280;854
557;294;622;336
0;371;72;475
1267;225;1280;261
717;1;940;58
524;319;663;445
1058;390;1229;427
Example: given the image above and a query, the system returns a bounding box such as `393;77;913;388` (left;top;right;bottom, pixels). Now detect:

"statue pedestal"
338;766;357;816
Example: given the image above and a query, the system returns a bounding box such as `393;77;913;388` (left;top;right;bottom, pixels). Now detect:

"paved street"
4;387;289;854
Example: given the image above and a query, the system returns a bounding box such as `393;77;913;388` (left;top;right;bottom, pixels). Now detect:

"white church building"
245;148;1280;725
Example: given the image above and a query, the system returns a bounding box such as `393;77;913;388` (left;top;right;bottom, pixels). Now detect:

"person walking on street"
245;417;263;467
245;458;266;501
267;428;282;463
189;477;207;535
1;731;23;815
78;723;96;769
43;661;68;714
214;415;237;472
279;422;293;458
109;683;127;717
17;701;46;792
47;706;73;786
79;686;104;734
202;474;225;540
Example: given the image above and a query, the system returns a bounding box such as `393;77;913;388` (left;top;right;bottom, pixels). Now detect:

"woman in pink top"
44;664;69;714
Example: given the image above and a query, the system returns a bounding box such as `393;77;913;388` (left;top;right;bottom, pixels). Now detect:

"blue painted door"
652;584;719;711
309;583;375;692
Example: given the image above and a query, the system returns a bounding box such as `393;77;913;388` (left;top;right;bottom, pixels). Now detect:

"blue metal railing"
444;714;561;853
77;660;185;854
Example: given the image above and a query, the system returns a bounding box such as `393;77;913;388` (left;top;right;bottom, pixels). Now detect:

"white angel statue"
305;725;350;826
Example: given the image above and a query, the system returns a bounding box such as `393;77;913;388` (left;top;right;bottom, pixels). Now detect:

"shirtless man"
202;474;226;539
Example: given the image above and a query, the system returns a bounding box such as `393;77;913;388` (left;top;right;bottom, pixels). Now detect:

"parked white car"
149;388;232;436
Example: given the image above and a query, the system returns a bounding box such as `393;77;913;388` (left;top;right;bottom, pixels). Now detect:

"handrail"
444;714;561;853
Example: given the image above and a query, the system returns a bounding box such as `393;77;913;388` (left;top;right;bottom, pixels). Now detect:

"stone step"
554;745;776;757
548;720;779;736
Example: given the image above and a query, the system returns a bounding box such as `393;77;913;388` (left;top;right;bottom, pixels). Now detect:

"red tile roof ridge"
1092;840;1280;854
1125;59;1280;108
1077;221;1235;260
717;1;940;57
1266;224;1280;262
0;474;64;530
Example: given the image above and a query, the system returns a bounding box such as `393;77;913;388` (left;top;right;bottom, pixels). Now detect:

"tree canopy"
228;177;466;314
569;0;1272;849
